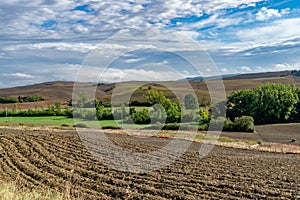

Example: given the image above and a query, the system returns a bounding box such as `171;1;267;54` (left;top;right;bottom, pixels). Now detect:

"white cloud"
0;0;299;87
240;66;252;72
2;73;33;79
123;58;145;63
220;68;229;73
274;63;300;71
0;0;266;40
4;42;97;53
237;18;300;43
255;7;290;21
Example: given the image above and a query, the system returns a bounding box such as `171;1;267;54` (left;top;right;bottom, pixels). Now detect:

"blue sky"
0;0;300;87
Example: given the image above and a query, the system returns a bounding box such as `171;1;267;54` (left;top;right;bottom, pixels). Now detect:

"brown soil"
0;128;299;199
219;123;300;146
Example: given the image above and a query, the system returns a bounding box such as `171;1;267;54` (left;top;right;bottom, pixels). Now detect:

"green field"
0;116;152;129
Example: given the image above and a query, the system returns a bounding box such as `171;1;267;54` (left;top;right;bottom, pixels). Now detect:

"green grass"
0;116;152;129
0;116;75;127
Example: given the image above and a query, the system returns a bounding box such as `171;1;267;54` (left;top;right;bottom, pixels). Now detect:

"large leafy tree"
145;90;181;123
227;83;300;124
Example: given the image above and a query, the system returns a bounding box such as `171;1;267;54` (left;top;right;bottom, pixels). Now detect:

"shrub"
182;112;196;123
184;94;198;109
129;101;153;107
22;95;44;102
73;123;88;128
199;108;210;123
232;116;255;132
223;118;234;131
101;126;121;129
150;104;167;123
162;123;180;130
209;117;225;131
130;109;151;124
0;96;18;103
198;123;208;131
96;105;114;120
209;117;234;131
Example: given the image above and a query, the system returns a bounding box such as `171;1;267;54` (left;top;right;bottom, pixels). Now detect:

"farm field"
0;117;154;130
0;128;299;199
0;116;115;128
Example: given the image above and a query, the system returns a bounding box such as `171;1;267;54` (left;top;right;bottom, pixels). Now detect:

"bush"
130;109;151;124
73;123;88;128
101;126;121;129
129;100;153;107
182;112;196;123
223;118;234;131
150;104;167;123
209;117;225;131
199;108;210;123
96;105;114;120
22;95;44;102
209;117;234;131
198;123;208;131
162;123;179;130
184;94;198;109
209;116;254;132
0;96;18;103
232;116;255;132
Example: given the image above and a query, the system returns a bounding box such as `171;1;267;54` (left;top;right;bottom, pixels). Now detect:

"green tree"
227;83;299;124
184;94;198;109
54;102;62;115
131;109;151;124
77;91;90;108
145;90;181;123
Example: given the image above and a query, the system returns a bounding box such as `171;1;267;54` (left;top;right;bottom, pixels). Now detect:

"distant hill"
0;70;299;109
182;70;292;81
223;70;291;80
179;74;238;81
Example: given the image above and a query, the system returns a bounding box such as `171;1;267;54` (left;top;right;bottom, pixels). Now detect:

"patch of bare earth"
0;128;299;199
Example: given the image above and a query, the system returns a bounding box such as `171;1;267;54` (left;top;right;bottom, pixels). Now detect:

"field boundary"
0;125;299;154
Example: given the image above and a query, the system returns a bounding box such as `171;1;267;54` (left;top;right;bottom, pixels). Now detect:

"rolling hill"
0;70;299;109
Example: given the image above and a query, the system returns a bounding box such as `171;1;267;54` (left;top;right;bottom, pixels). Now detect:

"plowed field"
0;128;299;199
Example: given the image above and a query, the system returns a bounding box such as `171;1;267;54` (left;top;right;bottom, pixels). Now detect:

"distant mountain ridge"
181;70;293;81
178;73;238;81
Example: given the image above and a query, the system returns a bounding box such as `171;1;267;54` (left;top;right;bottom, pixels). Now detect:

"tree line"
0;95;44;103
2;83;299;132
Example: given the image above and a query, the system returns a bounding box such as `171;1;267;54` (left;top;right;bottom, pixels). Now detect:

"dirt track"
0;128;299;199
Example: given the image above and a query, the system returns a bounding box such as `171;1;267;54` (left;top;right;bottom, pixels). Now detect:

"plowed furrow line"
21;136;127;198
7;136;72;187
33;134;84;150
0;137;46;187
0;142;25;181
32;136;95;164
11;135;113;199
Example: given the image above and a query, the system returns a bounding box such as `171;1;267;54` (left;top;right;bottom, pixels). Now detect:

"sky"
0;0;300;88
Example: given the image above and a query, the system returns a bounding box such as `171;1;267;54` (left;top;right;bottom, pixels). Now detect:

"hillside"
0;71;299;109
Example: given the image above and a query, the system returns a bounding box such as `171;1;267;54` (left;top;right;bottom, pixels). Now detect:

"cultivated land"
0;71;299;199
0;128;299;199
